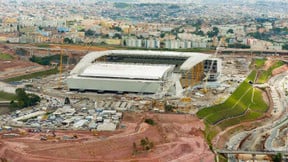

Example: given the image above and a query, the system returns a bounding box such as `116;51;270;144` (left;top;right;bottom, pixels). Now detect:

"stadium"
67;50;221;95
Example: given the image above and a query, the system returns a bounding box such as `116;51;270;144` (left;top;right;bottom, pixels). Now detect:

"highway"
224;72;288;161
217;149;288;155
222;48;288;55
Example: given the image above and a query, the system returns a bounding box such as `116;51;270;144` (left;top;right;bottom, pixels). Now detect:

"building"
67;50;221;94
124;38;142;48
68;62;174;93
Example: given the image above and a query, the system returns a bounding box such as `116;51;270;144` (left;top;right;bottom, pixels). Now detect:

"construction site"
0;113;214;162
67;50;221;96
2;42;288;161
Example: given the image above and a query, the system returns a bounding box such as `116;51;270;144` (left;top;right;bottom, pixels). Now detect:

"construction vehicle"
180;97;192;102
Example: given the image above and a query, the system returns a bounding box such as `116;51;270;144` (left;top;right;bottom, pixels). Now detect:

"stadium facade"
67;50;221;94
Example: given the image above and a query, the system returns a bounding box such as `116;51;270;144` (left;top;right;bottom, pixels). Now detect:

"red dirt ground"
0;44;48;80
0;113;214;162
263;58;274;70
0;59;47;80
50;44;111;51
272;64;288;76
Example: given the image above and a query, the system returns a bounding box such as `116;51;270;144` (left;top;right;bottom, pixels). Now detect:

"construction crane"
57;48;63;89
202;37;225;93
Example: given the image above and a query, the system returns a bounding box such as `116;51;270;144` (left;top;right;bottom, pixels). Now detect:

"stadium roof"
70;50;211;74
80;63;174;80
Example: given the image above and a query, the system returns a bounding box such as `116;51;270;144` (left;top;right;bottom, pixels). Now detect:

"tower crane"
202;36;225;93
57;48;63;89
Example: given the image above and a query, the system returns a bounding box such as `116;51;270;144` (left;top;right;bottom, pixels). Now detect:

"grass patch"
4;67;59;82
197;70;268;128
30;54;69;65
198;59;272;148
197;71;257;123
0;91;16;101
36;44;50;48
253;58;267;69
204;122;220;146
0;53;13;60
257;60;284;83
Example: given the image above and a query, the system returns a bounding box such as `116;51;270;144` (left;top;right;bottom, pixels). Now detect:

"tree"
102;34;109;38
29;94;40;106
10;88;40;109
228;43;250;49
207;27;219;38
282;44;288;50
113;33;122;39
193;30;205;36
227;29;234;34
85;29;95;37
15;88;28;106
113;26;122;32
272;153;282;162
144;118;155;125
165;104;174;112
140;137;154;151
64;37;73;44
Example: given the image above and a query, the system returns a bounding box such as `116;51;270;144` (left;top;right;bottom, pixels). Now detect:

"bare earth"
0;59;47;80
272;64;288;76
0;113;214;162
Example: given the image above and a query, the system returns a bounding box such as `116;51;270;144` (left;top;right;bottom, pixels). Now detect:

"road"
224;72;288;161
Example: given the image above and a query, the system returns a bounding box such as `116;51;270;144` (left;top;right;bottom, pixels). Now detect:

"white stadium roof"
70;50;211;75
80;63;174;80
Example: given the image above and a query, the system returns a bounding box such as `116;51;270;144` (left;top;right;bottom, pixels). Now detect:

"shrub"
144;118;155;125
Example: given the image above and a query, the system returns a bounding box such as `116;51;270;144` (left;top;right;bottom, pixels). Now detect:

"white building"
125;38;142;48
144;39;160;49
67;50;219;94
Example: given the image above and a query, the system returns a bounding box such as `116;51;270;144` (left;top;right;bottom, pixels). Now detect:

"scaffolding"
180;62;204;88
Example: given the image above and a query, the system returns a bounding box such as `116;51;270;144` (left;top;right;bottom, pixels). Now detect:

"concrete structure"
204;58;222;81
68;62;174;93
67;50;221;94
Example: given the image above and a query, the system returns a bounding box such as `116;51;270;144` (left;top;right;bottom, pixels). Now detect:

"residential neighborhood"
0;0;287;50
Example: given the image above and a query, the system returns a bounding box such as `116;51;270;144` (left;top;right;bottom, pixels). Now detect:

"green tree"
140;137;154;151
282;44;288;50
29;94;40;105
228;43;250;49
272;153;282;162
207;27;219;38
10;88;40;109
193;30;205;36
227;29;234;34
160;33;165;38
15;88;29;106
85;29;95;36
165;104;174;112
113;33;122;39
144;118;155;125
64;37;73;44
113;26;122;32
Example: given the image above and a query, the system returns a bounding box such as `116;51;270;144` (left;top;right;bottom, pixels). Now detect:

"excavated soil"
0;112;214;162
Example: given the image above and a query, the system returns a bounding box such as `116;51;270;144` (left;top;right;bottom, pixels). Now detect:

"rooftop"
70;50;211;75
80;62;174;80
